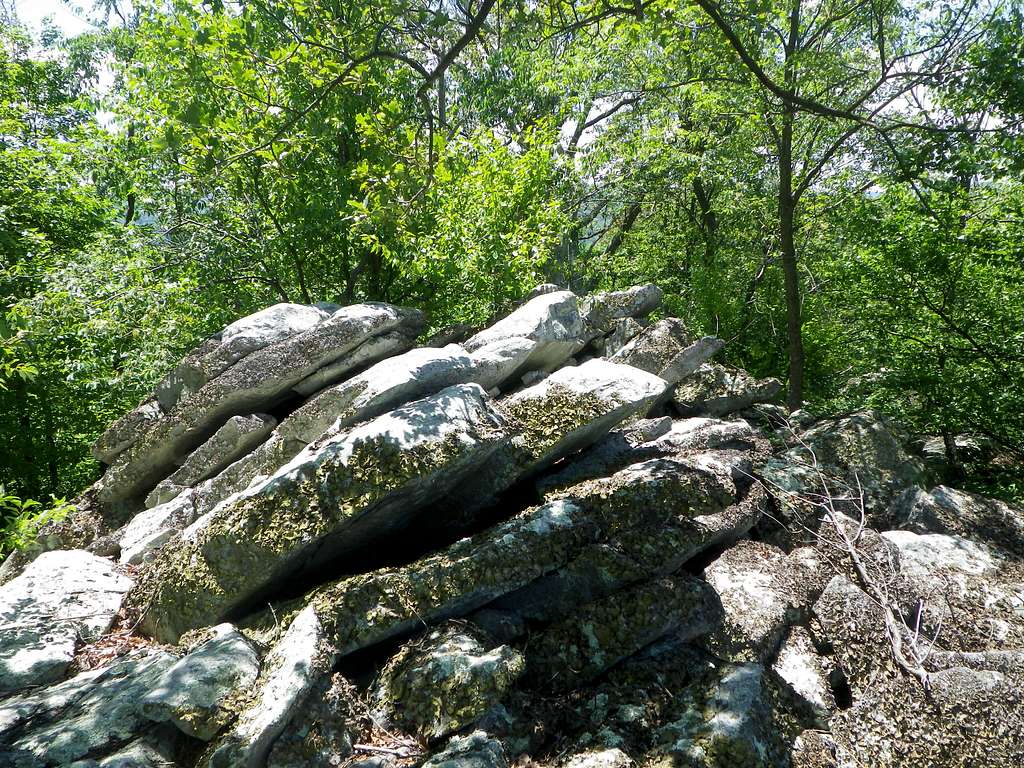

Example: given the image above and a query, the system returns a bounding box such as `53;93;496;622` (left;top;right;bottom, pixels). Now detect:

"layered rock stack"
0;285;1021;767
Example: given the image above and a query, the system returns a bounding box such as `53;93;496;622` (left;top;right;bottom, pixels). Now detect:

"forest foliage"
2;0;1024;549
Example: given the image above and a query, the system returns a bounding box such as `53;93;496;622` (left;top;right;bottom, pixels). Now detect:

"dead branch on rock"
756;425;936;693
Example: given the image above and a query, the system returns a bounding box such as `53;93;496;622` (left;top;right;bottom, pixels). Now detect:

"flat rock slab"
373;621;524;739
0;649;175;767
280;344;477;445
139;623;261;740
95;302;424;510
293;499;598;659
674;363;782;417
0;550;133;694
464;291;586;378
207;605;337;768
527;576;721;690
146;413;276;508
498;359;668;476
132;383;507;643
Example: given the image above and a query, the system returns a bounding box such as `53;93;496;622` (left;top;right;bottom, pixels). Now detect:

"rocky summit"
0;285;1021;768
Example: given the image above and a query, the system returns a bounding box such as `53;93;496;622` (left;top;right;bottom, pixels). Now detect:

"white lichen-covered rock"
0;649;175;767
887;485;1024;556
139;623;261;740
207;606;336;768
561;748;633;768
423;731;508;768
700;541;791;663
608;318;692;373
581;284;662;330
498;359;668;476
527;576;721;689
674;363;782;417
94;302;424;510
119;490;198;564
658;663;777;767
280;500;597;659
760;410;927;534
881;529;1001;577
373;621;525;739
145;413;276;508
154;303;329;412
467;337;536;391
264;672;354;768
0;550;133;694
132;383;508;643
69;735;181;767
292;329;416;397
464;291;586;377
772;626;835;718
279;344;476;445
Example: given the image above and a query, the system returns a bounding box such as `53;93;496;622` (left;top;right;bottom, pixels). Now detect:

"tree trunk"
779;107;804;409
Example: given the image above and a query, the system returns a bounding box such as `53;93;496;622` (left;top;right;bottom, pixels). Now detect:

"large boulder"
94;303;424;511
130;384;507;643
0;649;176;767
887;484;1024;556
463;291;586;380
373;622;525;739
760;410;928;536
674;363;782;417
145;413;276;508
138;623;261;740
0;550;133;694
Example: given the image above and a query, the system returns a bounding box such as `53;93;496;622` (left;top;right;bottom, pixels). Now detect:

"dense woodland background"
2;0;1023;550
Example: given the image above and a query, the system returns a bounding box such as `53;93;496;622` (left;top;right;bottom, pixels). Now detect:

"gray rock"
274;499;597;660
0;550;133;694
145;414;276;508
887;485;1024;557
119;491;198;564
373;621;524;739
561;749;633;768
466;337;536;391
95;302;424;510
658;337;726;385
881;529;1001;577
598;317;643;357
207;606;337;768
674;363;782;416
772;626;835;719
528;576;722;689
498;359;668;476
760;410;927;536
422;731;508;768
69;734;182;767
154;304;329;414
659;663;777;767
280;344;476;445
133;383;507;643
139;623;261;740
464;291;586;378
581;284;663;330
0;649;175;767
92;399;163;464
264;673;354;768
608;318;693;373
292;329;416;397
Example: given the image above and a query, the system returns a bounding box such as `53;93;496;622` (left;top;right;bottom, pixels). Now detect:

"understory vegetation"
2;0;1023;545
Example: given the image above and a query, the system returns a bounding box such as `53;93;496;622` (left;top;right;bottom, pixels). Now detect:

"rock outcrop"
1;283;1021;768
